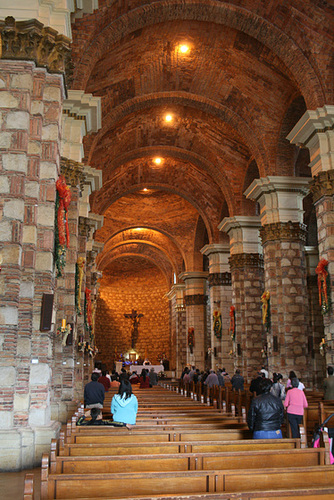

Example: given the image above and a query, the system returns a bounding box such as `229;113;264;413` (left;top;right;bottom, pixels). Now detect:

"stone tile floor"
0;467;41;499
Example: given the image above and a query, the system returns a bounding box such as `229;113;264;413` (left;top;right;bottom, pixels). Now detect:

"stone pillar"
0;15;70;466
201;244;233;372
305;246;326;387
179;272;208;371
219;217;264;381
166;284;186;377
245;177;312;384
287;106;334;366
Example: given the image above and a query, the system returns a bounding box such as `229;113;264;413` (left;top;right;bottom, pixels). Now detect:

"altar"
115;361;164;374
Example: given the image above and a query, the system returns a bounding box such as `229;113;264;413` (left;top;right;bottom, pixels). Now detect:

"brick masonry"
95;265;171;369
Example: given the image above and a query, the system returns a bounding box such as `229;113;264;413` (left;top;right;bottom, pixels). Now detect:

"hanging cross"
124;309;144;348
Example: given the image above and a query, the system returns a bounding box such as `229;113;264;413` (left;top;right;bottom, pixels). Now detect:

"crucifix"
124;309;144;348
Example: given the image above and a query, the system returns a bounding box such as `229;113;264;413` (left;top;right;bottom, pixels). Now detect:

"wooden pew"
40;460;334;499
64;427;253;445
57;437;301;457
49;447;327;474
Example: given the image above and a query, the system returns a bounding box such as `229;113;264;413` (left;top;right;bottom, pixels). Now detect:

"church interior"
0;0;334;476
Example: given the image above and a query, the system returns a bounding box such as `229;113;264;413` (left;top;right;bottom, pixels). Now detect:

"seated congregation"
24;364;334;499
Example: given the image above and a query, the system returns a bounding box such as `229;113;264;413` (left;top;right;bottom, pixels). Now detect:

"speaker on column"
40;293;54;331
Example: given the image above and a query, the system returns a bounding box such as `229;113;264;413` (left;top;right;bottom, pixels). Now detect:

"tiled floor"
0;467;41;499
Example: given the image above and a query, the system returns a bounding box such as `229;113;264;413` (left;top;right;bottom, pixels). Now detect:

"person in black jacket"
247;378;284;439
84;372;105;408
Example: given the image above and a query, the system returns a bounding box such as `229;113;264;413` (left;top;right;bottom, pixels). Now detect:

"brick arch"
110;227;186;266
86;92;267;176
97;242;175;285
93;147;235;221
91;162;226;243
72;0;326;108
103;228;185;273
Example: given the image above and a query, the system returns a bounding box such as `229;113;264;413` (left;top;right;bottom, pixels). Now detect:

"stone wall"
95;266;170;369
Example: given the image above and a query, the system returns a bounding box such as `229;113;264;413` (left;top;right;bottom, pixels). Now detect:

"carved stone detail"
60;157;86;191
310;169;334;203
260;222;307;245
229;253;264;270
184;294;208;306
208;272;231;287
0;17;73;85
78;217;92;238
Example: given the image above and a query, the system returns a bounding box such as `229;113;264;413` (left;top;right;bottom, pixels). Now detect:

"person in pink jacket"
284;377;308;438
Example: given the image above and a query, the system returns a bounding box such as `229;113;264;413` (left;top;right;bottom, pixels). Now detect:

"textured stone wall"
95;266;170;369
314;193;334;365
0;60;63;468
208;274;233;373
261;223;311;384
230;254;264;382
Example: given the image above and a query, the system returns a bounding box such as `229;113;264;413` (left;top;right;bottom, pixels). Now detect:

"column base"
0;420;61;471
51;400;81;423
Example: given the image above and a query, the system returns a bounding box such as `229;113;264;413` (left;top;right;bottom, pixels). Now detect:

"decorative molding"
229;253;264;270
78;216;96;239
0;17;73;85
208;272;231;287
184;294;208;306
309;169;334;203
60;157;86;191
260;222;307;245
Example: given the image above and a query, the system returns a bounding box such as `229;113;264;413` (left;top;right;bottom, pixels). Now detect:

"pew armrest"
23;473;34;500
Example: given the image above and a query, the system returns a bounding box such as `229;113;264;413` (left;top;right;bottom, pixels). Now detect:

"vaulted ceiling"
70;0;333;285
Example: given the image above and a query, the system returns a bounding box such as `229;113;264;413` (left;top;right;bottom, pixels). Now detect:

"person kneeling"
77;407;128;427
247;378;284;439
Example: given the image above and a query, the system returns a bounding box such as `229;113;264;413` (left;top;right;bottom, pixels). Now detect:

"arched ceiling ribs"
92;181;219;244
86;92;267;175
101;230;184;273
92;147;234;222
72;0;326;108
103;226;187;269
97;245;175;286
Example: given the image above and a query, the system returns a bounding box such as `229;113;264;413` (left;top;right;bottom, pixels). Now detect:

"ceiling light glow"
165;114;173;122
154;157;162;165
180;44;189;54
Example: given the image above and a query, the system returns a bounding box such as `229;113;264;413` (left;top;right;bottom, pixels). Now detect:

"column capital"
229;253;264;270
218;216;262;255
165;284;186;312
179;271;208;296
0;17;71;79
260;221;307;245
60;157;86;191
309;169;334;203
201;244;230;274
178;271;208;282
287;106;334;177
244;176;311;226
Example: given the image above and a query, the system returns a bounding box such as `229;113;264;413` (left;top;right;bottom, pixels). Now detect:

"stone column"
51;159;85;422
166;284;186;377
305;246;326;387
0;15;70;467
245;177;312;384
201;244;233;372
287;106;334;366
179;272;208;371
219;217;264;381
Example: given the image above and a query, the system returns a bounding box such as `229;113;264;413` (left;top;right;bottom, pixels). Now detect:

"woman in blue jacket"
111;379;138;429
